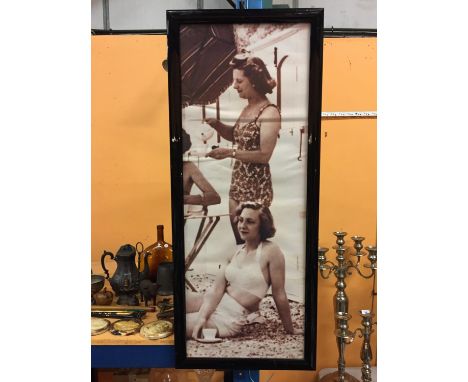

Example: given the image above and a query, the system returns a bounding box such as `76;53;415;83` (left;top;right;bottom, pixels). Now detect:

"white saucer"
195;337;223;343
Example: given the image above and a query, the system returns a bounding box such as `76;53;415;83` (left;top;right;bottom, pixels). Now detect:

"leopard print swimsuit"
229;104;280;207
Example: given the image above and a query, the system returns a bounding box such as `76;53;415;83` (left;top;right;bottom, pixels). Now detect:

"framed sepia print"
167;8;323;370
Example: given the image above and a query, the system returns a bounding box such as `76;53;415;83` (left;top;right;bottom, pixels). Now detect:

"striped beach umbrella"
180;24;237;107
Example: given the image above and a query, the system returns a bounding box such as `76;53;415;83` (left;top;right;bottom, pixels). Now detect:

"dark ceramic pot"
93;287;114;305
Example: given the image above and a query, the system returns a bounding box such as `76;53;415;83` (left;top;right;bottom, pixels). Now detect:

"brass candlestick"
318;232;377;382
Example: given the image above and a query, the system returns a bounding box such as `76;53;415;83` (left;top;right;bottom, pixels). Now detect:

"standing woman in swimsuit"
205;52;281;244
186;202;301;339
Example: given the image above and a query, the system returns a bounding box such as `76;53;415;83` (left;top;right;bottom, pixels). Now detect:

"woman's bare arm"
205;118;235;142
183;162;221;206
267;243;301;334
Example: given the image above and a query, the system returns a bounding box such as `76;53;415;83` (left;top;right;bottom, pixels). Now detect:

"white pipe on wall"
90;0;376;30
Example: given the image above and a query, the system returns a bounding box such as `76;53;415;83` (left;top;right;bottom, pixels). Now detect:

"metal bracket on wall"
321;111;377;119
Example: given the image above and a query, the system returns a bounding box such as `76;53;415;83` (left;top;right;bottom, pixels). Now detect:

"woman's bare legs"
229;198;244;245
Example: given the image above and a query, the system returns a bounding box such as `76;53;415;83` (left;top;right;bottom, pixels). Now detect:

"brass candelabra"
318;231;377;382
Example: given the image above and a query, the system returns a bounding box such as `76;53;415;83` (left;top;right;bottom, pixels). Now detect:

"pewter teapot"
101;244;149;306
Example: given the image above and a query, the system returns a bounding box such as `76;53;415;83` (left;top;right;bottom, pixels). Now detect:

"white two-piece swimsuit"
187;242;269;338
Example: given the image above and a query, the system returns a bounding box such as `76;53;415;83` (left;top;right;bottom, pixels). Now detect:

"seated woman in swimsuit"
183;128;221;207
186;201;301;338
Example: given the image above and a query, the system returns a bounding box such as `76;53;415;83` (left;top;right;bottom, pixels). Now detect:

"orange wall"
91;35;172;256
91;36;376;381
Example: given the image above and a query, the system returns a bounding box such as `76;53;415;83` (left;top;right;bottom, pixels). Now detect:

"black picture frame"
167;8;323;370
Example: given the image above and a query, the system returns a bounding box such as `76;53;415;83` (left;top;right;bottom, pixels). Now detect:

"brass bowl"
91;274;105;294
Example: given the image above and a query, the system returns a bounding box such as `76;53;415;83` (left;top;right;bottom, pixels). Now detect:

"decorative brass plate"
110;319;143;336
139;320;173;340
91;317;110;336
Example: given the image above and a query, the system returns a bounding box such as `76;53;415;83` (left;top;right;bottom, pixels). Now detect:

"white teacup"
202;328;217;340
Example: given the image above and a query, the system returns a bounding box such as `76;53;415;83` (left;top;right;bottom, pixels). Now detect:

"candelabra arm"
350;263;375;279
344;332;356;345
319;262;336;279
354;327;364;338
319;268;332;279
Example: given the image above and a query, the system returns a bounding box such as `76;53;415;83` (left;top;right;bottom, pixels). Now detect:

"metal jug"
101;244;149;305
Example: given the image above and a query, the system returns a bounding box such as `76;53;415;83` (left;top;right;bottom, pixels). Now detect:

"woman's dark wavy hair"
230;51;276;95
235;201;276;241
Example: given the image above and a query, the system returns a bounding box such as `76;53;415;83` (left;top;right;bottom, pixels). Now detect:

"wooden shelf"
92;262;176;367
